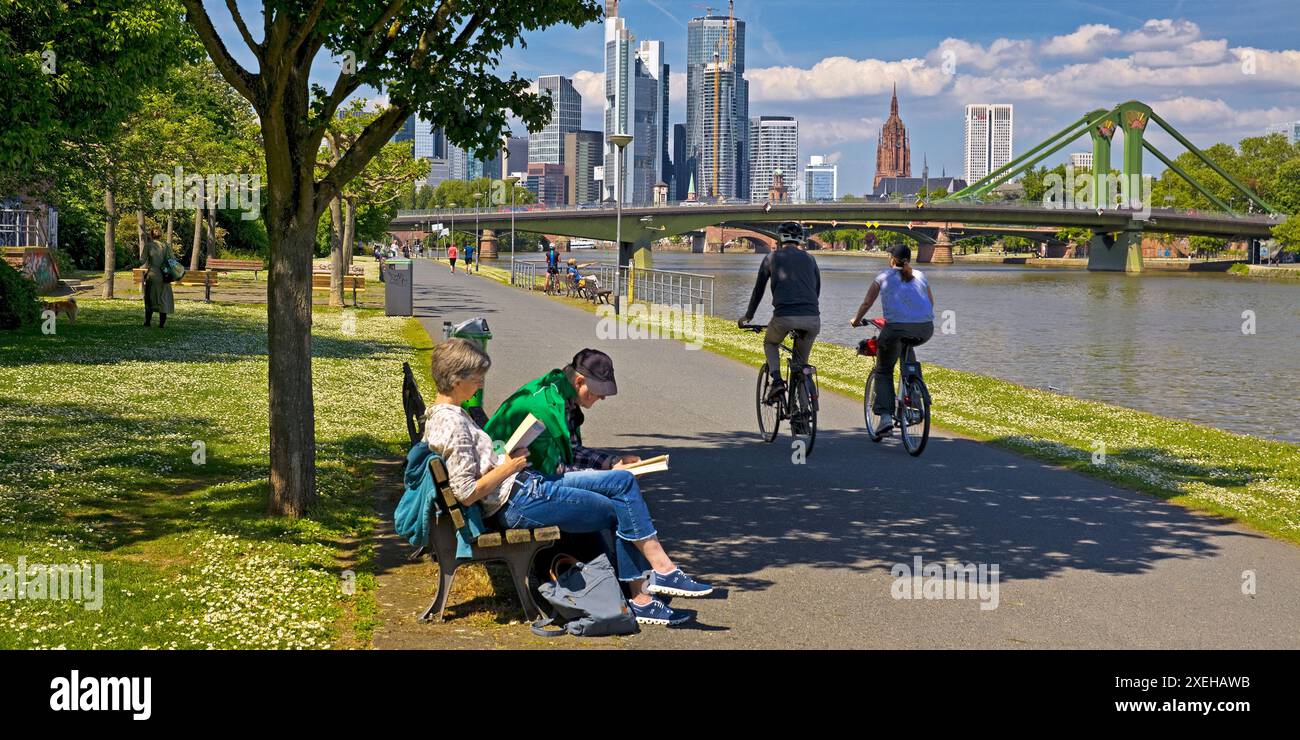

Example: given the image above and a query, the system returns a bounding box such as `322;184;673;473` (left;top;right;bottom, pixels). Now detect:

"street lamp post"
474;192;482;272
504;176;519;283
608;133;633;316
448;203;457;261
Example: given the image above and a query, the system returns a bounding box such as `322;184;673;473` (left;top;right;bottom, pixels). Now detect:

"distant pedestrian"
402;243;410;259
464;241;475;270
142;226;175;328
448;243;458;273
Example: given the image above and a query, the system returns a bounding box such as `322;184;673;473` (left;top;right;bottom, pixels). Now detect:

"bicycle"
740;324;819;456
858;317;931;456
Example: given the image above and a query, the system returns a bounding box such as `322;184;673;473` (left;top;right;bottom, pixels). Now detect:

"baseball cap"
570;348;618;396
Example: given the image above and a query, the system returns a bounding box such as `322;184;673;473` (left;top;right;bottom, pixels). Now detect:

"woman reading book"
423;338;712;626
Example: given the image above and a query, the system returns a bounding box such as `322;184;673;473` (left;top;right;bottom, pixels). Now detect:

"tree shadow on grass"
0;396;398;557
0;300;409;368
597;428;1263;593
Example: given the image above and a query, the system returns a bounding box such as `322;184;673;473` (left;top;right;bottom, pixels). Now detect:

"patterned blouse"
423;403;518;517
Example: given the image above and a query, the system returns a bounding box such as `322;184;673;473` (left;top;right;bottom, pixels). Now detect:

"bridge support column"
691;233;706;253
917;229;954;264
1087;229;1144;272
479;229;498;260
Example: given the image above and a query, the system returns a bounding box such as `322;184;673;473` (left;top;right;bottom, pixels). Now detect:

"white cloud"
1130;39;1228;68
800;117;883;148
1041;24;1121;57
1041;19;1201;58
748;57;950;102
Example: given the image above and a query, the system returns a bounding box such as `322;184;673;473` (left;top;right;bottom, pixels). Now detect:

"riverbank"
465;262;1300;545
1231;263;1300;280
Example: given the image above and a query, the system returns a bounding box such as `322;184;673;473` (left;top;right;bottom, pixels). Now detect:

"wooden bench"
132;268;218;301
313;261;365;276
311;272;366;306
400;362;560;623
207;258;264;279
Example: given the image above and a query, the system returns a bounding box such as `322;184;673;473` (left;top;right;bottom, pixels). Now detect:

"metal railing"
509;260;714;315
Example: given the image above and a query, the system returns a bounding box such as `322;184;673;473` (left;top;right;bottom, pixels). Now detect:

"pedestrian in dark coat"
143;227;176;327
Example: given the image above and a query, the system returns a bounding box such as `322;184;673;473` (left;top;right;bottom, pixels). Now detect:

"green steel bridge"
391;101;1286;272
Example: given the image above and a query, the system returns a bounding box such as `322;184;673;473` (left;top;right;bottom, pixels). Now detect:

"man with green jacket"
484;348;640;476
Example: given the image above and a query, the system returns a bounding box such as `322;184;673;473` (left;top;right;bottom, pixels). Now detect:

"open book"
504;413;546;456
623;454;669;477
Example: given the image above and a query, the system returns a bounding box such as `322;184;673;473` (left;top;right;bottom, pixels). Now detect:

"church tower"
874;84;912;189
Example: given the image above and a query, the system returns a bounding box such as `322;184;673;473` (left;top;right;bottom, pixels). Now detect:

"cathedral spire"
890;83;898;116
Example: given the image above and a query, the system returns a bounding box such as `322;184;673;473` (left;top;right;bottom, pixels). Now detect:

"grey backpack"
531;554;640;637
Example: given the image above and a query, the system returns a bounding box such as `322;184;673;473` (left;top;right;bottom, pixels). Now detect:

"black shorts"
547;267;559;275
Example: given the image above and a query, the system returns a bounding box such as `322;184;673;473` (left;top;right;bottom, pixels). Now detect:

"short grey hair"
430;338;491;392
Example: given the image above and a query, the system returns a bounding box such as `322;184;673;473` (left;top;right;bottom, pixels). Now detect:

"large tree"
179;1;603;516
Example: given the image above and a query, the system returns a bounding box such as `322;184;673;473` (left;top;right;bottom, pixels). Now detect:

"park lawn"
474;264;1300;544
0;298;420;648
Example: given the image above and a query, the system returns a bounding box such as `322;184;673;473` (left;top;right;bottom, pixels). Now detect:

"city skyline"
202;1;1300;197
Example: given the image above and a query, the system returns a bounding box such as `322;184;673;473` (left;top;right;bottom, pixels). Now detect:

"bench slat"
475;532;502;548
533;526;561;542
504;529;532;544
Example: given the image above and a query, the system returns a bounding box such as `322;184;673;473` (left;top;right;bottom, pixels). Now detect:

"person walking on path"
464;240;475;271
447;243;458;273
142;227;176;328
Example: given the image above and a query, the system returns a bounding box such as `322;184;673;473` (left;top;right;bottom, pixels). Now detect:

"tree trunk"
136;208;146;261
190;183;204;271
206;188;217;262
328;195;344;307
342;198;357;271
266;214;317;516
102;188;116;299
166;212;174;250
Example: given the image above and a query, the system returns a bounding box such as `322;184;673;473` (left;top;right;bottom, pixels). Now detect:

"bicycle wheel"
863;368;883;442
791;375;817;456
756;364;780;442
899;376;931;457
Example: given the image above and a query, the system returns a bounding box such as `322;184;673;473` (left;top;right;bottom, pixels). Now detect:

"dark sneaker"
628;598;690;626
874;413;894;439
765;378;786;404
647;568;714;598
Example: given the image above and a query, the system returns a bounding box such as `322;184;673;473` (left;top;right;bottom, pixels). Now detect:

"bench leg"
504;548;543;622
419;561;457;622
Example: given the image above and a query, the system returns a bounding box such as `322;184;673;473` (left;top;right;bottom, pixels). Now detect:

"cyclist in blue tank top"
850;244;936;434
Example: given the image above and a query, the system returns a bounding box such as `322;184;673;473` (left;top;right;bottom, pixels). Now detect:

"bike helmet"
777;221;805;246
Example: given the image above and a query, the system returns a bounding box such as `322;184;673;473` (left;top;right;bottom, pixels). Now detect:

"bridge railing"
509;260;714;315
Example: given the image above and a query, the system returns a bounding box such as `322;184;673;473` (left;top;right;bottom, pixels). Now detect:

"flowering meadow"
0;299;420;648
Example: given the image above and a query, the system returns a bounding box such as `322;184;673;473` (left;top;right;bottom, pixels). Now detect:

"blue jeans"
500;469;655;582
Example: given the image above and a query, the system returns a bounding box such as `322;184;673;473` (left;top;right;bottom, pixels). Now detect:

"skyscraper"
1069;152;1094;171
1266;120;1300;145
564;130;604;205
392;115;415;144
964;104;1014;182
874;85;911;190
672;123;688;201
529;75;582;166
602;7;667;203
413;117;445;160
686;9;748;201
749;116;799;203
804;155;838;202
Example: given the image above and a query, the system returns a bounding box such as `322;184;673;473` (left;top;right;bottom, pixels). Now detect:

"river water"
568;249;1300;443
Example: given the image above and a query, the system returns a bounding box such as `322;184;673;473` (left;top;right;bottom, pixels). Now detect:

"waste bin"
383;259;413;315
444;317;493;426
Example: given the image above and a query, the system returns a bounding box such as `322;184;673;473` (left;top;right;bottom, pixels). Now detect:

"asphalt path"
413;257;1300;648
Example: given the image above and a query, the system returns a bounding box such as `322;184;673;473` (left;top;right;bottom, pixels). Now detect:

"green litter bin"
444;317;493;426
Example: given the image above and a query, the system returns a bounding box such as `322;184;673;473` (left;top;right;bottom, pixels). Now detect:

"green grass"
0;298;421;648
477;264;1300;545
1228;263;1251;275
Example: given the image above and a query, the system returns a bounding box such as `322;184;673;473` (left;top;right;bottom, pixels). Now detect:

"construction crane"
704;1;735;200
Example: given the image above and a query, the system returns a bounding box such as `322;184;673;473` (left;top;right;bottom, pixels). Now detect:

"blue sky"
212;0;1300;196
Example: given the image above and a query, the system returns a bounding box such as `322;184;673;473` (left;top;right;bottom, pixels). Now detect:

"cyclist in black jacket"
738;222;822;403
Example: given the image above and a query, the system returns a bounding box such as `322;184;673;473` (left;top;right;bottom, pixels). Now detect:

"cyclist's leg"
787;315;821;371
873;325;904;416
763;317;791;381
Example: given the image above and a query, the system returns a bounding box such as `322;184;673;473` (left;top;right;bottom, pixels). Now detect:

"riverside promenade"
406;257;1300;648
